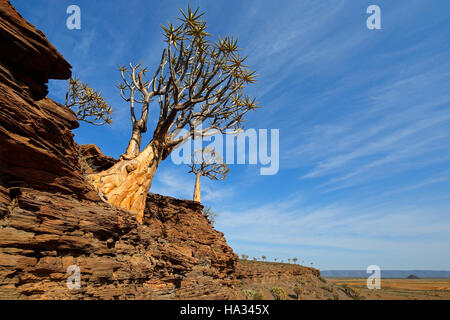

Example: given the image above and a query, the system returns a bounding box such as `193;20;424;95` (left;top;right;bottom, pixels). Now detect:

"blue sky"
12;0;450;270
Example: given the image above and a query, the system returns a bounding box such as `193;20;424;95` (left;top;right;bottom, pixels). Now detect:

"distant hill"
322;270;450;278
407;274;420;279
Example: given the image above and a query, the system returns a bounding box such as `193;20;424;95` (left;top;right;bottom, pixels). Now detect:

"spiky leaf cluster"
152;6;260;152
65;77;113;126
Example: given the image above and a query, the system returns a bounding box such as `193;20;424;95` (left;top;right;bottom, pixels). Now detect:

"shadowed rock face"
0;0;97;200
0;0;71;99
0;90;99;199
79;144;118;174
0;0;239;299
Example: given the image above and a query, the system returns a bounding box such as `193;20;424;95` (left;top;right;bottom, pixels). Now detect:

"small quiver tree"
293;284;303;300
188;147;229;203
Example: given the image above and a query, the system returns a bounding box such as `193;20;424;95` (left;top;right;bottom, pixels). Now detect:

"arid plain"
327;278;450;300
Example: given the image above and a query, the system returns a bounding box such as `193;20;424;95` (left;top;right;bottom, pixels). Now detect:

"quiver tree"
188;147;229;203
88;6;259;223
65;77;113;126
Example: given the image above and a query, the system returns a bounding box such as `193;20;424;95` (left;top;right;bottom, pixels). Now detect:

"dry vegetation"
327;278;450;300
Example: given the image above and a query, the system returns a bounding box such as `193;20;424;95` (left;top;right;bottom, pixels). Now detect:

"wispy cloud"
217;194;450;268
282;58;450;192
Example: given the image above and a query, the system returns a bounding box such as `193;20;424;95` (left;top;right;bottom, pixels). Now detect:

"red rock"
0;0;71;99
0;188;239;299
79;144;117;174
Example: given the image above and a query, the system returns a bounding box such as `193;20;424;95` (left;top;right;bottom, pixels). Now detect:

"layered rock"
0;0;98;200
0;91;99;199
0;189;238;299
0;0;71;99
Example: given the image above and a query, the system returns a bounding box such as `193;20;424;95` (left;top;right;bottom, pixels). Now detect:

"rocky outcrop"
0;0;98;201
236;260;320;282
0;90;99;200
0;0;239;299
0;189;238;299
236;261;353;300
0;0;71;99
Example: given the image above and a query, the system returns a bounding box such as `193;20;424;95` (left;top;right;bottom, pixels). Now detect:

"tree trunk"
121;128;142;160
193;172;201;203
88;140;162;223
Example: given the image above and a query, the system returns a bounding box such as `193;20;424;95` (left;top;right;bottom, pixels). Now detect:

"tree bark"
193;172;201;203
88;140;162;223
121;127;142;160
121;118;148;160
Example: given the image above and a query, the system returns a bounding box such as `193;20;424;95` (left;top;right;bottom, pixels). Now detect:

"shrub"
270;287;287;300
202;206;218;226
243;289;256;300
318;276;327;283
321;285;333;293
293;284;303;300
253;291;265;300
243;289;265;300
341;284;362;300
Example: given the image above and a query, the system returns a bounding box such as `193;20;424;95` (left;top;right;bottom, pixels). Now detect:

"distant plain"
327;278;450;300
